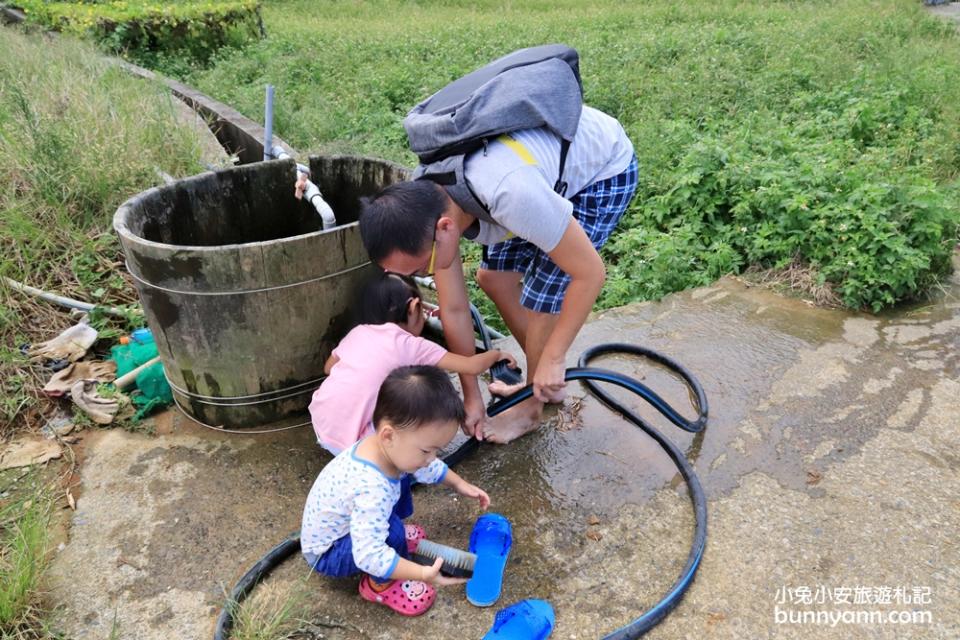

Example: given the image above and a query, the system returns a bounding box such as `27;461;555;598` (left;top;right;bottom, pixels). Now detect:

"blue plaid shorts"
480;155;638;314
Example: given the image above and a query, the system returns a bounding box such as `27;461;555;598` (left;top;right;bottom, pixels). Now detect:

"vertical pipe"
263;84;275;161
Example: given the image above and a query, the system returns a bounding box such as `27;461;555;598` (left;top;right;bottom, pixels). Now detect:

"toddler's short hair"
373;365;465;431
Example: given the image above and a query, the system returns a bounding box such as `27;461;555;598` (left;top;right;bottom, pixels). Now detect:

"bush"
602;84;959;312
16;0;263;63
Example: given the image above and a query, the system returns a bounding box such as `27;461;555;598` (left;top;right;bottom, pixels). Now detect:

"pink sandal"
404;523;427;553
359;575;436;616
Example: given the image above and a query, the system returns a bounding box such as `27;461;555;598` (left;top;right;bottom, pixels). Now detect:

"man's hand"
419;557;467;586
533;355;567;403
463;394;486;439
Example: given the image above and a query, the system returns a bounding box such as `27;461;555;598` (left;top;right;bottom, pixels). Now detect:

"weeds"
0;474;54;639
0;26;208;434
741;259;843;309
0;346;34;434
231;579;311;640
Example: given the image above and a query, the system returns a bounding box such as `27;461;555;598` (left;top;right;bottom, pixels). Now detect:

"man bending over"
359;105;637;444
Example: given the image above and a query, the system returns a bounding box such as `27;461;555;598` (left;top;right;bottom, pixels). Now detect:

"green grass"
174;0;960;315
185;0;960;176
0;345;33;434
0;26;207;305
0;473;54;639
230;579;310;640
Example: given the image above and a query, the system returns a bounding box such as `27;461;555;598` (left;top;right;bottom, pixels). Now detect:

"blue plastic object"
466;513;512;607
483;599;555;639
131;328;153;344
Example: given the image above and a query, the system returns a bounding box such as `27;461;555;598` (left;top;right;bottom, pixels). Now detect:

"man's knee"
475;268;494;293
475;268;519;296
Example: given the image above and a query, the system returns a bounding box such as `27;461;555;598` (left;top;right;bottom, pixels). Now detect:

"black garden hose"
576;345;708;638
213;344;708;640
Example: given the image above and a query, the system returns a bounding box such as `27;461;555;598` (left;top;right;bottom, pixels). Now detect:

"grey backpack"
403;44;583;223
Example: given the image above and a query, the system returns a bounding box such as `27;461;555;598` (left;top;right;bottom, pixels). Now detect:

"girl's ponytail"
356;272;422;326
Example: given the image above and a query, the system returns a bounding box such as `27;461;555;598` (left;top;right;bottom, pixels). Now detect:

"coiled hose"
213;343;708;640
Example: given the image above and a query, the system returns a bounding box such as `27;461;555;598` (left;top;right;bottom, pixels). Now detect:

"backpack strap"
415;155;495;224
554;138;571;197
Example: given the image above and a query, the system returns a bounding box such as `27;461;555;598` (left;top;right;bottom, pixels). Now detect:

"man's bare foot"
483;398;543;444
488;380;526;397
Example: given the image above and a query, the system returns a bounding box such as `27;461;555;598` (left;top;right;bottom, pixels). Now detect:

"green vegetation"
15;0;263;64
0;345;33;434
0;474;54;639
0;27;213;632
0;26;209;435
177;0;959;313
230;581;310;640
0;25;206;304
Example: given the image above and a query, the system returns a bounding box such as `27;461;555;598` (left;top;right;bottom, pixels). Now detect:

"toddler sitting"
301;365;490;615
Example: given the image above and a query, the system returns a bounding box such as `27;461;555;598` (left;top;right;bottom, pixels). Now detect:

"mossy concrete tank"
113;156;411;428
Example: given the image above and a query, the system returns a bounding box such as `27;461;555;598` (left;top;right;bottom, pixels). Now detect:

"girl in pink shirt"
309;273;515;455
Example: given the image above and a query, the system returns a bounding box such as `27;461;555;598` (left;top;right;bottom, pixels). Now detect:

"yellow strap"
497;134;538;166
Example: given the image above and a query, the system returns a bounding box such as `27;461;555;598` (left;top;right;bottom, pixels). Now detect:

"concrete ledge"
0;4;26;24
0;7;295;164
117;60;296;165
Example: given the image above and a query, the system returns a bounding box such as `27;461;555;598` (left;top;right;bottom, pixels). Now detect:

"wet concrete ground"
47;253;959;639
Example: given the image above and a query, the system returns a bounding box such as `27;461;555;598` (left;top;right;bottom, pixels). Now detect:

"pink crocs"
404;522;427;554
359;575;436;616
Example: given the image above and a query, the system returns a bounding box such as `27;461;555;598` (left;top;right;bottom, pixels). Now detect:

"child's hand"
495;350;518;370
420;557;467;586
457;481;490;510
